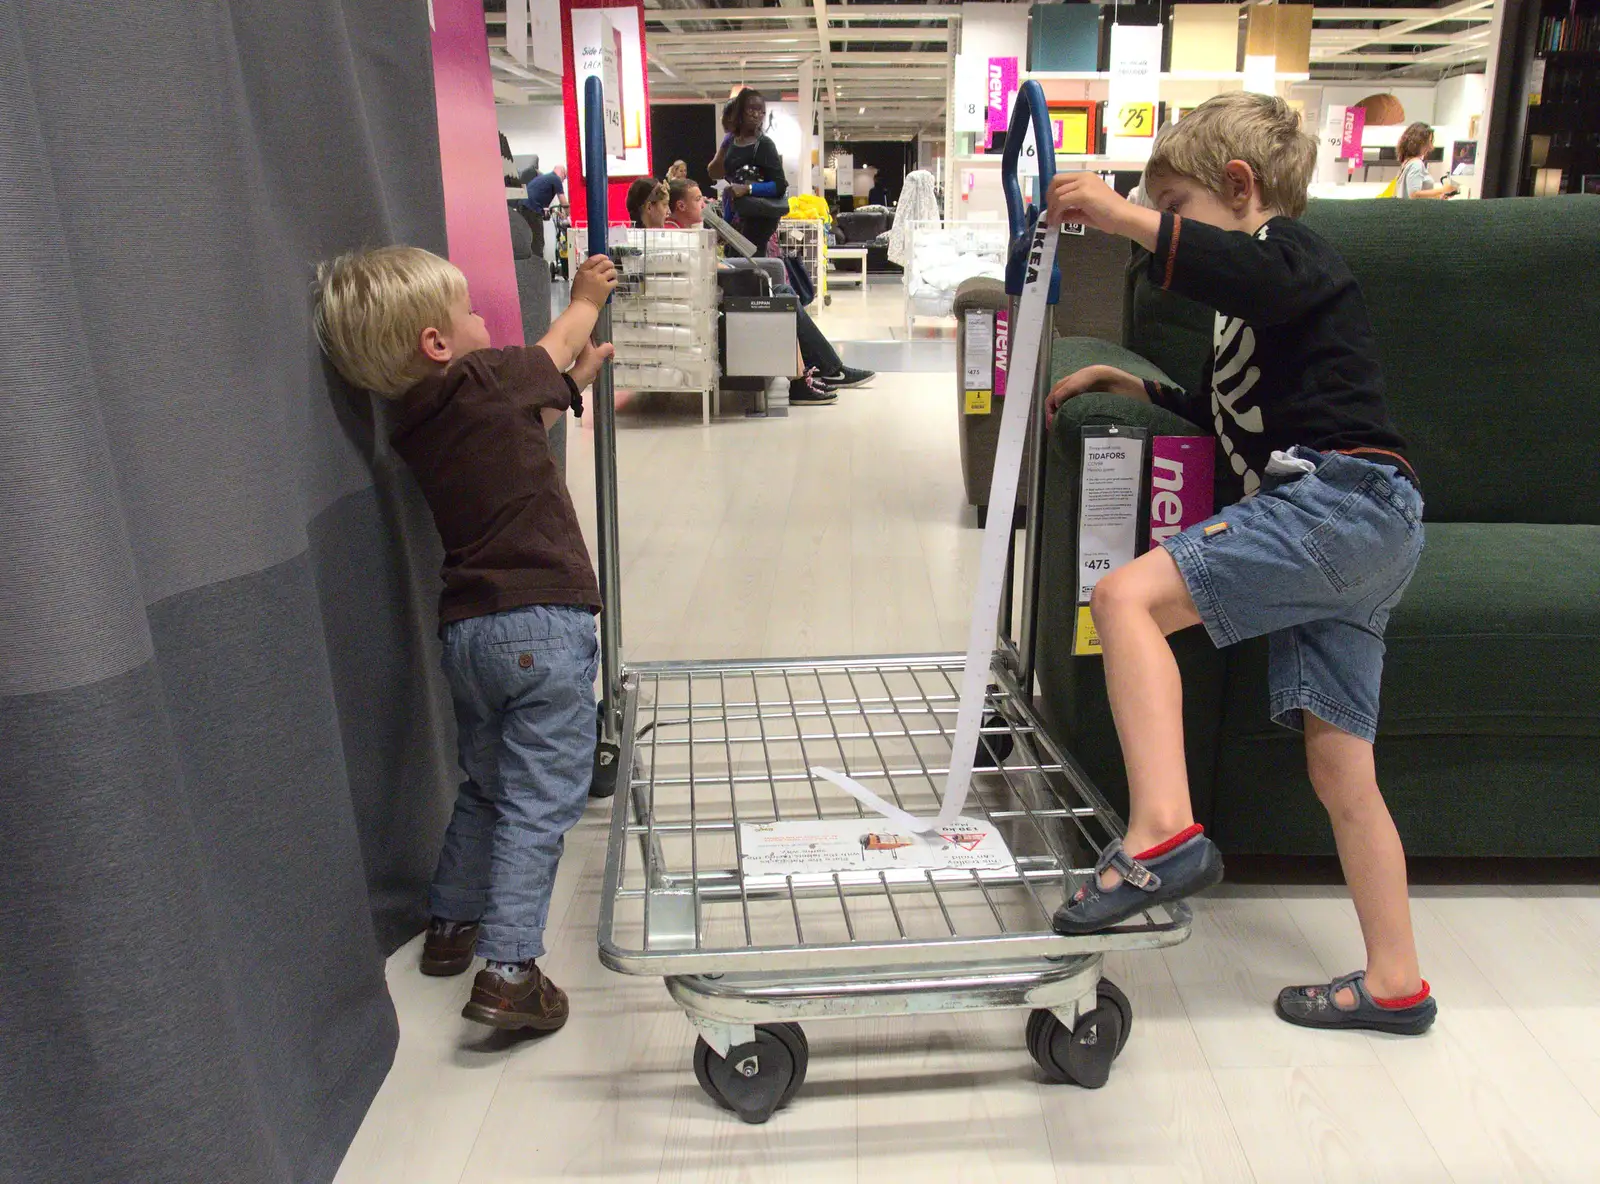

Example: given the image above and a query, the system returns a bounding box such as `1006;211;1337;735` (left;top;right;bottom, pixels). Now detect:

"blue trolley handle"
583;76;610;262
1000;79;1057;238
1001;79;1061;301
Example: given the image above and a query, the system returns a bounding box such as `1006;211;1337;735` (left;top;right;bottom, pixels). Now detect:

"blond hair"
313;246;466;397
1147;93;1318;218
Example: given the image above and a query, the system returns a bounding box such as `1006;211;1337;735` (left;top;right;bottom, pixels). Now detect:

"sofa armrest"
1032;351;1227;830
1049;335;1183;392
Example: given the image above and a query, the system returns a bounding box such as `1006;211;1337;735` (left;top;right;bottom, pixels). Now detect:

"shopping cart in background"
582;78;1193;1125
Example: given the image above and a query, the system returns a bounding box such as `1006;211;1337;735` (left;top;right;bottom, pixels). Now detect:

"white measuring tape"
814;216;1063;833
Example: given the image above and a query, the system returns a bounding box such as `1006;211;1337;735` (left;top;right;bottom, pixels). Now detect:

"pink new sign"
1149;437;1215;549
1339;106;1367;162
986;56;1017;148
993;306;1010;401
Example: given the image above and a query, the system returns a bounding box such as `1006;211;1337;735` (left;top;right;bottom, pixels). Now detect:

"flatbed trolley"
582;79;1192;1124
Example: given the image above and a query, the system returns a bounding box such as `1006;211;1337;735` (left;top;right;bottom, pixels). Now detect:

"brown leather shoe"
461;963;569;1032
420;919;479;977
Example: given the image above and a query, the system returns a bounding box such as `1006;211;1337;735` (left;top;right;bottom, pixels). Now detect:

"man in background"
525;163;568;215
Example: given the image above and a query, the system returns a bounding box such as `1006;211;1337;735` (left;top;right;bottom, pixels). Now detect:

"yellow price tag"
964;389;992;415
1072;604;1102;656
1116;102;1156;138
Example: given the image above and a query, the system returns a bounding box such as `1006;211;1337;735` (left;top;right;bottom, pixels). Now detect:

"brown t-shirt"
390;346;600;627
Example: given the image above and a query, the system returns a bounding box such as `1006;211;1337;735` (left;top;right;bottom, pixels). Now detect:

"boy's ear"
419;325;452;364
1222;159;1257;210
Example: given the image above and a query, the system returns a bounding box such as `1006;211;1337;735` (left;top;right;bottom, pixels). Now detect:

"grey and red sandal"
1276;971;1437;1035
1052;824;1224;936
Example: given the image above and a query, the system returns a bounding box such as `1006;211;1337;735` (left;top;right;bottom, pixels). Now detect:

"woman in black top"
709;88;787;256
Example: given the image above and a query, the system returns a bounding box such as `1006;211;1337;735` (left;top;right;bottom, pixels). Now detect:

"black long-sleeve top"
1142;212;1416;494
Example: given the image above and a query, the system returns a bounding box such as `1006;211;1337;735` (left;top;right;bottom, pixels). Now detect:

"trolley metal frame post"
587;80;1192;1123
585;77;624;795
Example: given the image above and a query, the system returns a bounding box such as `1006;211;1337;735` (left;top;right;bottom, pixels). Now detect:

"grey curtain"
1;2;457;1180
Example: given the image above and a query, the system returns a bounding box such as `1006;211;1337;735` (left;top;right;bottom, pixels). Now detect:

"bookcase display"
1523;0;1600;195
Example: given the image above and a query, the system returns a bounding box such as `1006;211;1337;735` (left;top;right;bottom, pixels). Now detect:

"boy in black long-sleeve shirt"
1043;94;1435;1035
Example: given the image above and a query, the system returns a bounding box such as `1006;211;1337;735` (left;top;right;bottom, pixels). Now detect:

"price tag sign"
963;310;994;415
1116;102;1156;138
953;53;988;134
1018;132;1040;180
1073;425;1148;656
599;18;625;158
1107;23;1163;156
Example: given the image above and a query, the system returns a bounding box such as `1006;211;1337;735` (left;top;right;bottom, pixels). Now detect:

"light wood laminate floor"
336;370;1600;1184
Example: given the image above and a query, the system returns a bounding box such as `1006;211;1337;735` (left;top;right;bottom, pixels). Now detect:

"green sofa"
1035;196;1600;857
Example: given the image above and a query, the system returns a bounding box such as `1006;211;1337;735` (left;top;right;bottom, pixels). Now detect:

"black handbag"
734;194;791;221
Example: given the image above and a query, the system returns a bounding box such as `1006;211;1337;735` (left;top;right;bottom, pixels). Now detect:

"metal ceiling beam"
811;0;839;122
641;5;959;22
1309;32;1478;46
651;28;948;45
1320;0;1496;59
1309;6;1492;20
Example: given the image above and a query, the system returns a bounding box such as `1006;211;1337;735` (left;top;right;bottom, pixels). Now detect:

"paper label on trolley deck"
739;818;1016;887
810;216;1062;833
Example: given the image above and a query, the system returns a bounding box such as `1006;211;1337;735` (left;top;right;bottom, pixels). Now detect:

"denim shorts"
1162;448;1425;743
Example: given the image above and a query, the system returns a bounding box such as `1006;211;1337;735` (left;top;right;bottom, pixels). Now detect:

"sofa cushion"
1219;522;1600;741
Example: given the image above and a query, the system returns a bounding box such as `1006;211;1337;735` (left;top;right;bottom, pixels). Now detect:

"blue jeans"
1163;448;1425;743
429;604;598;962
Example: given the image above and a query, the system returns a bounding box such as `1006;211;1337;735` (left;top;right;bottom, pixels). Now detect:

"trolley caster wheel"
973;698;1014;769
590;705;619;799
1027;978;1132;1089
693;1023;808;1123
590;740;619;798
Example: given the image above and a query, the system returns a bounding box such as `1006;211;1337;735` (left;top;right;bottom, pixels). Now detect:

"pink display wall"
431;0;523;347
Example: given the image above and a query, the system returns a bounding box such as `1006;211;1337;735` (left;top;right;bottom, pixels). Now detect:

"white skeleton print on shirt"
1211;311;1266;495
1145;212;1410;497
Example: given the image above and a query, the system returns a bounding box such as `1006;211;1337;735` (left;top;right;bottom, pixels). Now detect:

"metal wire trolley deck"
581;78;1193;1124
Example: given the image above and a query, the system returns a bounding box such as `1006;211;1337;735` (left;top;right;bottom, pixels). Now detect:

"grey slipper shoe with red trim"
1276;971;1437;1035
1051;824;1224;936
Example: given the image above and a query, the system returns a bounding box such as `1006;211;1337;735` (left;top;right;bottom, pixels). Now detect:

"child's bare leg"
1303;713;1423;1005
1090;548;1203;881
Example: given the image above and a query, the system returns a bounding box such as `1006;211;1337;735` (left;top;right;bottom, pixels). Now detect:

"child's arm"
1044;363;1210;429
536;254;616;371
1047;173;1343;326
1141;214;1345;325
534;338;615;428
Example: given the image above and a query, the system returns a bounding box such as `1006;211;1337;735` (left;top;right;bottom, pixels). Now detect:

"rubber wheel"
590;703;619;799
1097;977;1133;1057
693;1023;809;1123
1027;980;1133;1088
